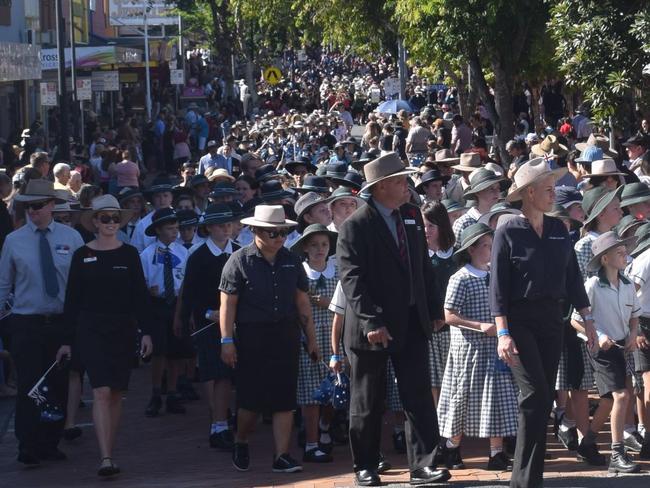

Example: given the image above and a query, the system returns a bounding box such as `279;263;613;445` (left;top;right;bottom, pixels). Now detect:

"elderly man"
337;152;450;486
0;180;84;465
53;163;71;192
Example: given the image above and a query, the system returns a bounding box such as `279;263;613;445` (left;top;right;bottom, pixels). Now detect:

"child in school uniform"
438;223;519;471
572;231;641;473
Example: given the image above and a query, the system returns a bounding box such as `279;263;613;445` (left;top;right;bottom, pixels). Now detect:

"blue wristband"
330;354;342;362
497;329;510;338
220;337;234;344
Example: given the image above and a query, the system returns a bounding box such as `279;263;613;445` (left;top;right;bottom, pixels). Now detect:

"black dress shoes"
355;469;381;486
17;450;40;466
410;466;452;485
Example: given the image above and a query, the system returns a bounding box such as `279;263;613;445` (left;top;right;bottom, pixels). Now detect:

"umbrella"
375;99;414;114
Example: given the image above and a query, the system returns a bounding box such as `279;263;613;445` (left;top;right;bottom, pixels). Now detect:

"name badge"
404;219;416;225
84;257;97;263
55;244;70;255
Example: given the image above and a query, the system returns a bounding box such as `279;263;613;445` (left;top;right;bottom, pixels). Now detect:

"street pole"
55;0;70;161
398;37;407;100
144;6;152;121
69;0;79;145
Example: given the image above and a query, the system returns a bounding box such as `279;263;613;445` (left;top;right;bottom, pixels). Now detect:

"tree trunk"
444;62;472;118
490;56;515;165
208;0;235;101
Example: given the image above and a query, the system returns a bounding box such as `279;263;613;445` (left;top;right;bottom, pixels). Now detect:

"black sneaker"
232;443;250;471
624;431;644;452
303;447;333;463
63;427;82;441
165;394;186;414
557;426;579;451
486;451;512;471
504;436;517;458
576;441;606;466
145;395;162;417
210;430;234;450
178;383;200;402
609;447;640;474
272;453;303;473
392;430;406;454
444;446;465;470
17;449;40;466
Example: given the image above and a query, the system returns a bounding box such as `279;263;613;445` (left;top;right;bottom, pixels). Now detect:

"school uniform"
628;248;650;375
177;233;205;250
574;231;600;281
140;240;189;358
297;260;338;405
438;265;519;439
452;207;481;249
131;210;156;252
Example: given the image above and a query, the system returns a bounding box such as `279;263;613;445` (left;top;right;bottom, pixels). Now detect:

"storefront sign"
170;69;184;85
0;42;42;82
41;46;142;70
40;82;58;106
91;71;120;91
76;78;92;100
109;1;178;26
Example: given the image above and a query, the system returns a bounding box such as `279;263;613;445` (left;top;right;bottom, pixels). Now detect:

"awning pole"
144;6;152;121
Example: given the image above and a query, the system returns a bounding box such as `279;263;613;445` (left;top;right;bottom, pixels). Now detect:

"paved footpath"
1;365;650;487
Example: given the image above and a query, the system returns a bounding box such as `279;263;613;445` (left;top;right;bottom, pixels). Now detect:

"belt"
15;313;64;324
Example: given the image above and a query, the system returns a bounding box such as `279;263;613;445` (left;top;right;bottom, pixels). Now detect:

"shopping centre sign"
109;1;178;26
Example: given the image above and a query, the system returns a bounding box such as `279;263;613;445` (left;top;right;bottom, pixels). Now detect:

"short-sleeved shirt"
572;271;641;341
328;281;346;315
219;243;309;323
627;248;650;318
140;240;188;297
574;231;599;281
445;264;492;323
406;125;431;152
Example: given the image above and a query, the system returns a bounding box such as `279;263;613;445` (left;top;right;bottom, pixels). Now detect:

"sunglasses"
263;229;290;238
53;216;71;224
25;200;52;211
97;214;121;224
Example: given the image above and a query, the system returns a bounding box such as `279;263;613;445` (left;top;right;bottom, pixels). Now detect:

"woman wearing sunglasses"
64;195;153;477
219;205;319;474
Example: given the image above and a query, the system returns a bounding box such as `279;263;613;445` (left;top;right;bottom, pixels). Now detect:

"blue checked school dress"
438;265;519;438
452;207;481;250
297;260;338;405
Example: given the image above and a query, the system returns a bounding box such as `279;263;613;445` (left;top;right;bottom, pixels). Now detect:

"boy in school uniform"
140;208;190;417
573;231;641;473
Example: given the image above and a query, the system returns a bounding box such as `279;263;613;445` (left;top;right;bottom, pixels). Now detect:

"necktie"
38;229;60;298
393;211;408;267
163;249;175;304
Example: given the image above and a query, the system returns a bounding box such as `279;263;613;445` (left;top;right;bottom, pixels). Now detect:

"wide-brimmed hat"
434;149;460;166
328;186;365;206
200;203;240;227
53;201;80;214
145;208;178;236
14;179;66;203
290;223;338;256
285;157;317;175
176;209;199;228
144;176;174;197
240;204;297;228
615;214;644;237
80;195;134;232
294;192;331;222
575;134;618;158
506;158;568;202
582;185;624;226
260;180;294;202
477;202;522;226
351;151;375;171
255;164;279;183
330;170;364;191
189;174;211;188
415;168;448;193
583;159;625;179
209;182;239;200
545;204;582;228
454;223;494;256
117;186;144;205
362;152;417;191
325;162;349;179
452;152;482;172
531;135;568;157
632;223;650;257
442;198;466;214
620;182;650;208
586;231;637;272
622;132;650;148
206;168;234;183
555;185;582;209
464;168;504;198
296;175;330;195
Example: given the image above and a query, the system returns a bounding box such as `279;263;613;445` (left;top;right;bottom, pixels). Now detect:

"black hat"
622;132;650;147
351;151;375;171
145;208;178;236
144;176;174;198
227;201;245;219
172;185;195;198
296;175;330;195
117;186;144;205
189;174;210;188
176;209;199;228
325;162;348;179
209;181;239;200
344;136;359;146
290;223;338;256
255;164;278;182
330;170;364;191
260;180;294;202
200;203;239;226
454;223;494;256
329;186;365;206
242;196;265;217
415;168;448;194
285;157;317;175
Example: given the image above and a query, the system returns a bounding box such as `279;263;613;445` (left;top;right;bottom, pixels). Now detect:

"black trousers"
10;314;68;454
347;308;438;472
508;301;564;488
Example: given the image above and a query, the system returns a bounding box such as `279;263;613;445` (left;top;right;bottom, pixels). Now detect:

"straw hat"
575;134;617;158
506;158;567;202
586;231;637;272
14;179;66;203
451;153;482;172
530;135;568;157
362;152;417;191
80;195;134;232
240;205;297;228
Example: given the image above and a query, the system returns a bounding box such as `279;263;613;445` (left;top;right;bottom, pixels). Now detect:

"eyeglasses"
97;214;121;224
53;215;71;224
263;229;290;238
25;200;52;211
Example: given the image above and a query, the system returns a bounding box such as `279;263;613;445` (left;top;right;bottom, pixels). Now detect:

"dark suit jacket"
337;199;442;352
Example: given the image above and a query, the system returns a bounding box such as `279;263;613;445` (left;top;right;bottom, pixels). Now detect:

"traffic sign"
263;66;282;85
40;82;58;106
170;69;185;85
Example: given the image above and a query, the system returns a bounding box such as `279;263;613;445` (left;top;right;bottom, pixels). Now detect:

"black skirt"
77;311;137;391
235;320;300;413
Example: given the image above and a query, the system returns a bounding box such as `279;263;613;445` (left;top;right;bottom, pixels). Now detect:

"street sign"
263;66;282;85
170;69;184;85
40;82;58;106
91;71;119;91
383;77;400;98
108;1;177;26
76;78;92;100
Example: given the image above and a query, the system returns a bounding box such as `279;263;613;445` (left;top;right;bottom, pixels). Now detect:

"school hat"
296;175;330;195
254;164;278;183
555;186;582;209
614;215;644;238
209;181;239;200
176;209;199;228
583;159;625;179
620;182;650;208
463;168;504;199
506;158;567;202
586;231;637;272
80;194;134;232
631;224;650;257
241;196;265;217
581;185;624;226
144;176;174;198
117;186;144;206
240;204;297;228
454;223;494;256
325;162;349;180
14;179;66;203
415;168;448;194
328;186;365;206
145;208;178;236
189;174;211;188
477;202;521;226
294;192;331;222
285;157;317;175
442;198;465;214
330;170;364;191
362;152;417;191
451;152;482;172
199;203;240;227
289;223;338;257
545;204;582;228
260;180;294;202
172;184;195;199
351;151;374;171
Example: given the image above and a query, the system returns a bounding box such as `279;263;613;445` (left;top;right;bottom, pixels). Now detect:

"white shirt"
189;238;234;257
130;210;155;253
140;240;189;297
628;247;650;318
303;259;337;280
328;280;346;315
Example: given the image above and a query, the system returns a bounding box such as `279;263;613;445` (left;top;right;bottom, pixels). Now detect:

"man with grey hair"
406;116;430;159
53;163;71;192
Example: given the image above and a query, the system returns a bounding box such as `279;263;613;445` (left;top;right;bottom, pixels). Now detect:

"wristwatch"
582;313;594;322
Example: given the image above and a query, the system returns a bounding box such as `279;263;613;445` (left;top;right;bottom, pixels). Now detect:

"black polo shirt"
489;214;590;317
219;242;309;323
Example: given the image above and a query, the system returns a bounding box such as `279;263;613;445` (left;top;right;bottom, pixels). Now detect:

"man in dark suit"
337;152;450;486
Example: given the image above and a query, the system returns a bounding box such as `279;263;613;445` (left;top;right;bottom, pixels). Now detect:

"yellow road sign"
263;66;282;85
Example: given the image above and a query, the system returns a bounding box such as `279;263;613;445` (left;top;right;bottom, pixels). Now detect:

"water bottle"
205;309;214;320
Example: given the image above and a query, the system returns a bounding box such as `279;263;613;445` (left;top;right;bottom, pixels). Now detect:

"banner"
109;1;178;26
41;46;142;71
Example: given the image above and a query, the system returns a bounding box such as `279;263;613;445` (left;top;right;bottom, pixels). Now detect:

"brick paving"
0;364;649;487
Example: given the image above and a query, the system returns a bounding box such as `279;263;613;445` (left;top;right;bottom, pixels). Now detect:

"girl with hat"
441;198;467;226
421;202;458;406
290;224;339;463
219;205;319;473
64;195;153;476
176;209;203;250
438;223;518;471
179;203;241;452
328;187;364;232
583;159;625;191
131;176;174;252
620;182;650;220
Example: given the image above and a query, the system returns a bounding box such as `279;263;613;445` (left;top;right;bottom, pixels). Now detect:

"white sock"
320;431;332;445
319;419;330;431
445;439;458;449
210;423;219;434
490;446;503;457
623;426;636;437
639;424;646;437
560;417;576;432
214;420;228;433
305;442;319;452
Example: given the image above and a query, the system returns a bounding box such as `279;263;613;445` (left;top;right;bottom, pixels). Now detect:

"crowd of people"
1;50;650;488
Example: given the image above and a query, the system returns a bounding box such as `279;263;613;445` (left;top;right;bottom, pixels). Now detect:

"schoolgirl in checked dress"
290;224;338;463
437;223;518;471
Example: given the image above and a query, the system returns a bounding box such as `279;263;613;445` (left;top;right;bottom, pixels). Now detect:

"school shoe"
165;394;186;414
377;452;392;473
354;469;381;486
443;446;465;470
609;446;640;474
178;382;200;401
486;451;512;471
272;453;303;473
576;441;606;466
63;427;82;441
210;430;234;450
145;395;162;417
640;436;650;459
392;430;407;454
17;449;40;466
303;447;333;463
623;431;644;452
37;447;67;461
557;426;579;451
232;443;250;471
409;466;452;485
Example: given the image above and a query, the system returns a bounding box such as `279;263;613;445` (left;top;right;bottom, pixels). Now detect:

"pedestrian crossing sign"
263;66;283;85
